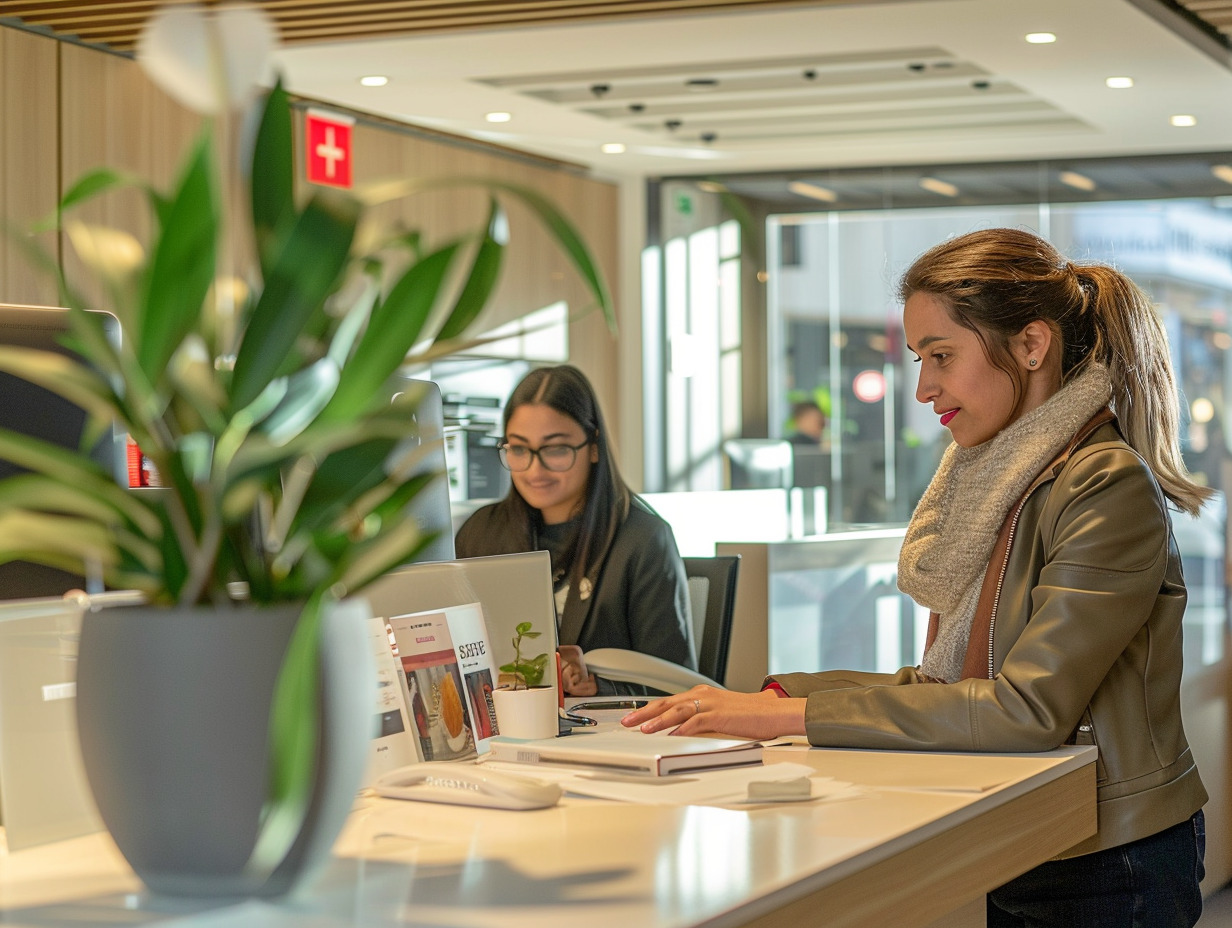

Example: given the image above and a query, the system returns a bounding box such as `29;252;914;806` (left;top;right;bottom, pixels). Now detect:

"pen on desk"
558;707;598;726
568;699;650;711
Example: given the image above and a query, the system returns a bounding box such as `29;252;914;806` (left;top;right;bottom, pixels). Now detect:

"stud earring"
1028;358;1038;367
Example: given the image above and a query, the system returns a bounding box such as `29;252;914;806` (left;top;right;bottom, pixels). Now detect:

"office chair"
724;438;793;489
583;555;741;693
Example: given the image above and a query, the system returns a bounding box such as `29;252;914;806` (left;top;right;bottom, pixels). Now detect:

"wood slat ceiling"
4;1;1228;64
1177;0;1232;36
0;0;890;53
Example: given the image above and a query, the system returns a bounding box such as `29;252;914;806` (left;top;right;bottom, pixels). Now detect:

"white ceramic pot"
490;685;558;740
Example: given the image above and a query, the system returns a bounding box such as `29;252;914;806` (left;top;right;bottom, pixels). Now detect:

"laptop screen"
363;551;559;756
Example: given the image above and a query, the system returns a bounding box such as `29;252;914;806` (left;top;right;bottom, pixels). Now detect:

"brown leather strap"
960;504;1018;679
958;408;1116;680
924;611;940;652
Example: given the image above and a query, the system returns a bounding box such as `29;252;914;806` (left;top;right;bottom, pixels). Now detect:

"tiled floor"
1201;883;1232;926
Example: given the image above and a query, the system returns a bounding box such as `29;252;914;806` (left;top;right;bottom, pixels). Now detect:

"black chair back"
682;555;740;686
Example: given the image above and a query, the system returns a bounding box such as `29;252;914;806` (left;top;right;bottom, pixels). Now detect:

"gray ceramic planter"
74;598;375;898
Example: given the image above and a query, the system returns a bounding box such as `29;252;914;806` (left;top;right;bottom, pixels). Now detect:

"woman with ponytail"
625;228;1208;926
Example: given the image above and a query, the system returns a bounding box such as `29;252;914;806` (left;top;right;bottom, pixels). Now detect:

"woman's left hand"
558;645;599;696
620;686;807;740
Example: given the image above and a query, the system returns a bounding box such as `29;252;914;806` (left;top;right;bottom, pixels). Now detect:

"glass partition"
652;156;1232;675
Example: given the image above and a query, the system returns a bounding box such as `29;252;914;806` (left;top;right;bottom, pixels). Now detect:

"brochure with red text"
385;603;498;760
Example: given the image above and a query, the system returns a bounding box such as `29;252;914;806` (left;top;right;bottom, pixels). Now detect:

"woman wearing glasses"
455;365;695;696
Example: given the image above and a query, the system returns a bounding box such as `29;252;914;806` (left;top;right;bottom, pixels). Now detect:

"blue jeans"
987;810;1205;928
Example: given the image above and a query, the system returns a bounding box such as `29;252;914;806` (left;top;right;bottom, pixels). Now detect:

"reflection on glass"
765;198;1230;670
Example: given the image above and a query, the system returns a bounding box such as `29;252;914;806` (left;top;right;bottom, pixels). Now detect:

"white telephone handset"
373;762;562;810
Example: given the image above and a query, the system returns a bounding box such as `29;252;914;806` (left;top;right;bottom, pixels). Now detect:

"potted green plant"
491;621;558;739
500;620;549;689
0;4;610;899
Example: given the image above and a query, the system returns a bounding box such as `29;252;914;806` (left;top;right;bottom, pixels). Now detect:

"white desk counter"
0;744;1096;928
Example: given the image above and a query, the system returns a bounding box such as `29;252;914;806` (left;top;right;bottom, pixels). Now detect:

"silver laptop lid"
364;551;560;753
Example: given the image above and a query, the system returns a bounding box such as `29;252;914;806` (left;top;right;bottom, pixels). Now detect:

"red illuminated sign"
305;110;354;188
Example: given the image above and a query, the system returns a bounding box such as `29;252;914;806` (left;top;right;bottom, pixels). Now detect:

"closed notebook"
487;729;763;776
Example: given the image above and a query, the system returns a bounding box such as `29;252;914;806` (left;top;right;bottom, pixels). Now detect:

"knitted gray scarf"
898;364;1112;682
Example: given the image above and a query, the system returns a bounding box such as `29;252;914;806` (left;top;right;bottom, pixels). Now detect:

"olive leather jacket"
770;418;1207;856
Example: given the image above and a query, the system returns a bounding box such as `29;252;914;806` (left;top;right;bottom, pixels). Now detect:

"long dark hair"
898;227;1210;515
492;364;631;588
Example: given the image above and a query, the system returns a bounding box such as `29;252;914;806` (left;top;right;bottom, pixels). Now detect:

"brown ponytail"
1075;264;1209;515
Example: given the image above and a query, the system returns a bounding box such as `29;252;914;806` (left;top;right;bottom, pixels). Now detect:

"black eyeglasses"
499;440;591;473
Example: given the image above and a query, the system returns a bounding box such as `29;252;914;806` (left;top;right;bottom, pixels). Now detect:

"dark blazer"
455;498;695;694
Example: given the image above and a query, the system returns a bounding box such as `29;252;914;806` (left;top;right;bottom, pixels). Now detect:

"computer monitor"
0;596;103;849
0;305;126;598
387;375;455;564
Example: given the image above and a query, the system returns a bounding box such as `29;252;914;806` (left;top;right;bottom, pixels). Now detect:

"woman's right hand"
620;686;807;740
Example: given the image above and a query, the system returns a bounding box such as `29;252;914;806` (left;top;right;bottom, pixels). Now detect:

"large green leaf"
356;176;614;333
231;192;360;410
454;179;614;334
433;201;504;342
318;242;459;422
34;166;157;233
0;510;122;572
250;79;295;277
334;517;429;593
254;358;341;447
294;437;397;528
250;595;322;875
138;133;219;379
0;429;160;534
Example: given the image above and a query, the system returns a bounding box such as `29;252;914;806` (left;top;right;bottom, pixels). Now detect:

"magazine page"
387;605;486;761
442;601;500;755
363;615;421;786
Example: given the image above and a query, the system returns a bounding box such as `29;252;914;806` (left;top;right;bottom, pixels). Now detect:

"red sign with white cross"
305;110;354;188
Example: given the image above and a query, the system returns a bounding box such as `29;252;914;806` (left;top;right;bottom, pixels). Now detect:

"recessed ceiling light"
919;177;959;197
788;180;838;202
1105;76;1134;89
1059;171;1097;192
1171;114;1198;127
601;142;626;154
359;75;388;87
485;111;512;123
1211;164;1232;185
1025;32;1057;44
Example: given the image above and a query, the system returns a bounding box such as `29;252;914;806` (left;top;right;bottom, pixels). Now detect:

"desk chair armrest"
582;648;725;694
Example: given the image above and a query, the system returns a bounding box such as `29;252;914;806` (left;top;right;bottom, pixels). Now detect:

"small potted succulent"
491;621;558;739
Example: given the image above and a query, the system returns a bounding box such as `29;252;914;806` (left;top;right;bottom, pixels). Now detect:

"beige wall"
0;24;624;444
0;29;60;305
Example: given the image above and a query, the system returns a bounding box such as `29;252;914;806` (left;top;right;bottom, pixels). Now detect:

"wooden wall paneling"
561;172;620;436
59;44;201;316
0;28;60;306
489;159;558;331
345;119;420;286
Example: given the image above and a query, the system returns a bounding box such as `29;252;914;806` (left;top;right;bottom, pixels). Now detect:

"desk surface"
0;744;1096;928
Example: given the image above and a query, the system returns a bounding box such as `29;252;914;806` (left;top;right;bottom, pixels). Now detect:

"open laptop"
0;597;103;850
362;550;560;757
